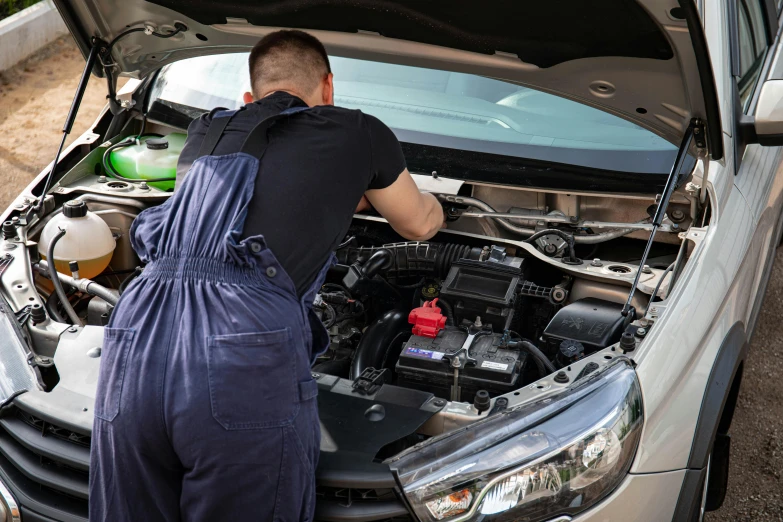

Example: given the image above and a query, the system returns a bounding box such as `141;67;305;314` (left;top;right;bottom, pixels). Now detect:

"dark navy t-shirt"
178;92;406;296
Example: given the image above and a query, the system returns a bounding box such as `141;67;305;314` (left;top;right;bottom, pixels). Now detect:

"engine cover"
396;327;526;401
542;297;630;354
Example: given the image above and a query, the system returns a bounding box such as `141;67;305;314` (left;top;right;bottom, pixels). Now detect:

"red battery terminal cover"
409;298;447;338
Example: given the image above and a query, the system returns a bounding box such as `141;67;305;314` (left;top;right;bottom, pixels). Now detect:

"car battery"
396;327;526;402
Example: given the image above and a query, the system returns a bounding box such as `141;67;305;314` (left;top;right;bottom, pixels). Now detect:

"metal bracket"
692;119;707;150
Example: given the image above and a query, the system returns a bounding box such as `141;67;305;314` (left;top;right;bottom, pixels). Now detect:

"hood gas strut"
34;23;187;215
33;42;100;215
621;118;704;317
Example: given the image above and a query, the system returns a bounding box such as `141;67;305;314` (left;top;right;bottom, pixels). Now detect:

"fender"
672;323;747;520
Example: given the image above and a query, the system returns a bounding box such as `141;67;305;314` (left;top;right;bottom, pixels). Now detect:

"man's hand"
365;169;445;241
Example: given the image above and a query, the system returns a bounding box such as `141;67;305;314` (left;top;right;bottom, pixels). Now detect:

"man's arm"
365;169;444;241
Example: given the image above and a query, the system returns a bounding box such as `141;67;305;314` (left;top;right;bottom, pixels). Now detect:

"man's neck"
260;89;309;105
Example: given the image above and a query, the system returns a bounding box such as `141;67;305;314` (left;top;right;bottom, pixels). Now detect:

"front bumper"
0;403;687;522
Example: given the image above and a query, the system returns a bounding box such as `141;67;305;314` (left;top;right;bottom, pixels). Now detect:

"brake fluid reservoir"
109;134;186;191
38;201;116;279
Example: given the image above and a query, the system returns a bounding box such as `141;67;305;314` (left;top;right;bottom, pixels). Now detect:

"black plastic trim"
687;324;747;469
315;500;411;522
763;0;779;43
19;509;63;522
0;430;88;499
705;433;731;511
729;0;742;77
757;132;783;145
678;0;725;160
13;399;91;438
316;468;398;489
0;417;90;471
0;452;87;522
672;467;708;522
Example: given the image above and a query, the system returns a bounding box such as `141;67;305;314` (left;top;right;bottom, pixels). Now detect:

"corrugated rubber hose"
47;228;82;326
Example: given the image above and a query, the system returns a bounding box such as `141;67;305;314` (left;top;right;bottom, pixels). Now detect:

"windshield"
149;53;678;178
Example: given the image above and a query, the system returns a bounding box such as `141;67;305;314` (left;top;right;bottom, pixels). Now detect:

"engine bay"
309;223;638;406
4;185;691;404
0;117;707;445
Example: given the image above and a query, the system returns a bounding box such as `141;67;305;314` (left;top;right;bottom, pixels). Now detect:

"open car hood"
53;0;722;158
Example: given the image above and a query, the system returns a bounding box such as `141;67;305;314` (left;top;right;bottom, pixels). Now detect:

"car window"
148;53;679;176
737;0;769;110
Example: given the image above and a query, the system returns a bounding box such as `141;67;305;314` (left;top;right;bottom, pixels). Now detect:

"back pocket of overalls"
207;328;297;430
95;328;135;422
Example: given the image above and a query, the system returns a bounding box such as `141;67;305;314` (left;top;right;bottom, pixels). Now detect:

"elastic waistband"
142;257;265;285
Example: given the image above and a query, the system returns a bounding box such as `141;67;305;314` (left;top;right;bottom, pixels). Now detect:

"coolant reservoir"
109;134;186;191
39;201;116;279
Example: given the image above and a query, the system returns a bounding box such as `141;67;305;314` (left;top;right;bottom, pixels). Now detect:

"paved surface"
0;37;781;521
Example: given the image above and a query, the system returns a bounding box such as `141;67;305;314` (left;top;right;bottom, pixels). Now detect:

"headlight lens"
389;359;642;522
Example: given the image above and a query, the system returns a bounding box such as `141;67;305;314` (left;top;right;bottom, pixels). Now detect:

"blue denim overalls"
89;107;333;521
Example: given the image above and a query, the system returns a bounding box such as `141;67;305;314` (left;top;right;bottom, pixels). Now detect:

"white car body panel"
574;471;686;521
628;0;783;475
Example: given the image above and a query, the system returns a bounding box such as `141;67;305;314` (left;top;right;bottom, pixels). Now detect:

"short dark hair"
248;30;331;97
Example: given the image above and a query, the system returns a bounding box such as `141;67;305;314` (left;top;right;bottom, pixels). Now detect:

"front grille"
0;408;88;521
0;408;415;522
316;486;413;522
15;411;91;449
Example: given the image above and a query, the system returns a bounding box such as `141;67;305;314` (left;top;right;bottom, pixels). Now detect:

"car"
1;0;782;520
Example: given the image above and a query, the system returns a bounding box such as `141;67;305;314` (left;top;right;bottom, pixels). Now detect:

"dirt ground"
0;36;782;521
0;36;119;211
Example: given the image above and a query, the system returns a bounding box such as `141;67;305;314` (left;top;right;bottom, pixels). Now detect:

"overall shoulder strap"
197;109;237;157
239;106;310;160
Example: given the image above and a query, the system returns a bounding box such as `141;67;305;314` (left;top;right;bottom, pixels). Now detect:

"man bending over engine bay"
89;30;444;522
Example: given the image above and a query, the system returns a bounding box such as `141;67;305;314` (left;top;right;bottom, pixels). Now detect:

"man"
89;30;444;522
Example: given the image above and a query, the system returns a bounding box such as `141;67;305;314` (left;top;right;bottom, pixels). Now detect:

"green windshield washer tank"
108;133;187;191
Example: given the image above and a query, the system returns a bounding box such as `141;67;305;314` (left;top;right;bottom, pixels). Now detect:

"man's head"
244;30;333;107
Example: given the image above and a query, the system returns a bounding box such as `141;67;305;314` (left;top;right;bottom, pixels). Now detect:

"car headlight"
388;358;642;522
0;478;20;522
0;295;43;402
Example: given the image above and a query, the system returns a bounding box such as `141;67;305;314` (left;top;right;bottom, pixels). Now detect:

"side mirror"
749;80;783;146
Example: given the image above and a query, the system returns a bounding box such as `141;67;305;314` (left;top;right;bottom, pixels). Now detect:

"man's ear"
323;73;334;105
243;92;254;104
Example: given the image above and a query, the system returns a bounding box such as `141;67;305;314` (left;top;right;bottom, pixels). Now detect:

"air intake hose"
337;241;480;279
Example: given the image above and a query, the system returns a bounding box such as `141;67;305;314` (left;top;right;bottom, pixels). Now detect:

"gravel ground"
0;37;781;521
705;253;783;522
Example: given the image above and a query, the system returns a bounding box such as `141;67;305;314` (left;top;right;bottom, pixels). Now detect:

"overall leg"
89;323;183;522
176;401;319;522
168;309;320;522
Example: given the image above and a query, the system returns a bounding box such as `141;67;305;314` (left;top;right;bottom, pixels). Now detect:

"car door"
731;0;783;335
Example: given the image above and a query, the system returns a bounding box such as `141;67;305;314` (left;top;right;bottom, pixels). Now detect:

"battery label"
405;347;445;360
481;360;509;371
